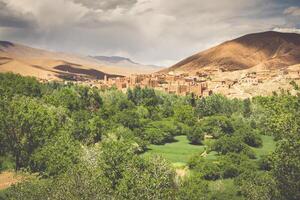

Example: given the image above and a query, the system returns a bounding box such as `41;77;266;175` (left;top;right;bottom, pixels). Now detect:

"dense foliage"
0;73;299;200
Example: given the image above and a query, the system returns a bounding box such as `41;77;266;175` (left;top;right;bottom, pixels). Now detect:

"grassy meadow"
251;135;277;158
143;135;205;166
144;135;277;166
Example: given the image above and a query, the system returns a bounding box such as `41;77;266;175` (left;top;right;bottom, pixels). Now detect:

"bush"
258;155;273;171
196;94;242;117
273;134;300;200
177;173;210;200
143;119;177;145
242;132;263;148
30;131;82;177
219;153;257;178
187;153;206;169
235;171;279;200
7;139;177;200
187;122;205;145
0;156;15;171
241;147;256;159
212;136;246;155
191;158;222;180
231;116;263;147
222;164;240;179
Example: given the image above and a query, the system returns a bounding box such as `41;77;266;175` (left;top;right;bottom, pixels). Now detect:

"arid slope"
166;31;300;73
0;41;158;80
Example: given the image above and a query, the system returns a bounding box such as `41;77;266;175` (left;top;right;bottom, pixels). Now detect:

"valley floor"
143;135;276;167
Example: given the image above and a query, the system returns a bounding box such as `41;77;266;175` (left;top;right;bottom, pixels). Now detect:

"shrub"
258;155;273;171
177;173;210;200
242;131;263;148
143;119;177;144
191;158;222;180
219;153;257;178
187;152;206;169
235;171;279;200
187;123;205;145
212;136;246;155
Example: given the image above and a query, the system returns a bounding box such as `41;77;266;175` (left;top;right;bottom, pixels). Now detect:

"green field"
252;135;277;158
144;135;277;166
143;135;205;165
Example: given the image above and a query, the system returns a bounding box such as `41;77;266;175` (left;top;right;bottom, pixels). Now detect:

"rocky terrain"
163;31;300;98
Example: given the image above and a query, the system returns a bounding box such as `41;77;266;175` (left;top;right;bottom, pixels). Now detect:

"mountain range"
91;56;161;72
1;31;300;98
0;41;161;81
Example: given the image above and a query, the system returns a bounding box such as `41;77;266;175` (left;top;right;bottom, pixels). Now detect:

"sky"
0;0;300;66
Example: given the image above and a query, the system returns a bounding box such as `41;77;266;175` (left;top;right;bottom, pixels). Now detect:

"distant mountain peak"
92;56;138;65
91;55;162;71
0;41;14;48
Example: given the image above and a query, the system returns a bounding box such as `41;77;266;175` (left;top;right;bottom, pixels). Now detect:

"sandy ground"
0;171;22;190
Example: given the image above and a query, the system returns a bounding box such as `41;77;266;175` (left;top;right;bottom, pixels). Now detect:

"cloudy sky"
0;0;300;66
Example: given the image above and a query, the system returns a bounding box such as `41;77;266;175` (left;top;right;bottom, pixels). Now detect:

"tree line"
0;73;299;200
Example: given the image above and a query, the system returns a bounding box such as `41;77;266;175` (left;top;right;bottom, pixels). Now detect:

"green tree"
231;116;263;147
252;94;298;140
273;134;300;200
189;158;222;180
114;109;142;130
212;136;254;156
235;171;279;200
116;156;176;200
44;87;82;111
143;119;178;144
174;105;196;126
196;94;241;117
200;116;234;139
30;130;82;177
243;98;252;118
70;110;93;143
177;173;210;200
0;96;65;170
187;122;205;144
0;73;43;98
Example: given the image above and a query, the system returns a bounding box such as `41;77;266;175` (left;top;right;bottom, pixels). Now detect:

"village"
70;66;300;98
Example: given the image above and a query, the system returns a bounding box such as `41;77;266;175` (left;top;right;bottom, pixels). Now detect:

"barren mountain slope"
0;41;157;79
165;31;300;73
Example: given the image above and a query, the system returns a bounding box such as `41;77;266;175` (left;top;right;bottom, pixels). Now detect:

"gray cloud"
0;1;36;28
284;7;300;16
0;0;299;66
72;0;138;10
283;6;300;27
273;27;300;33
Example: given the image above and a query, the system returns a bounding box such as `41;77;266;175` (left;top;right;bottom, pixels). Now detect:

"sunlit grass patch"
143;135;205;164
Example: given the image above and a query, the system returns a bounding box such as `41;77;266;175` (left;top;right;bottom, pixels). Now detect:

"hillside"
160;31;300;98
166;31;300;73
91;56;162;73
0;41;158;80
